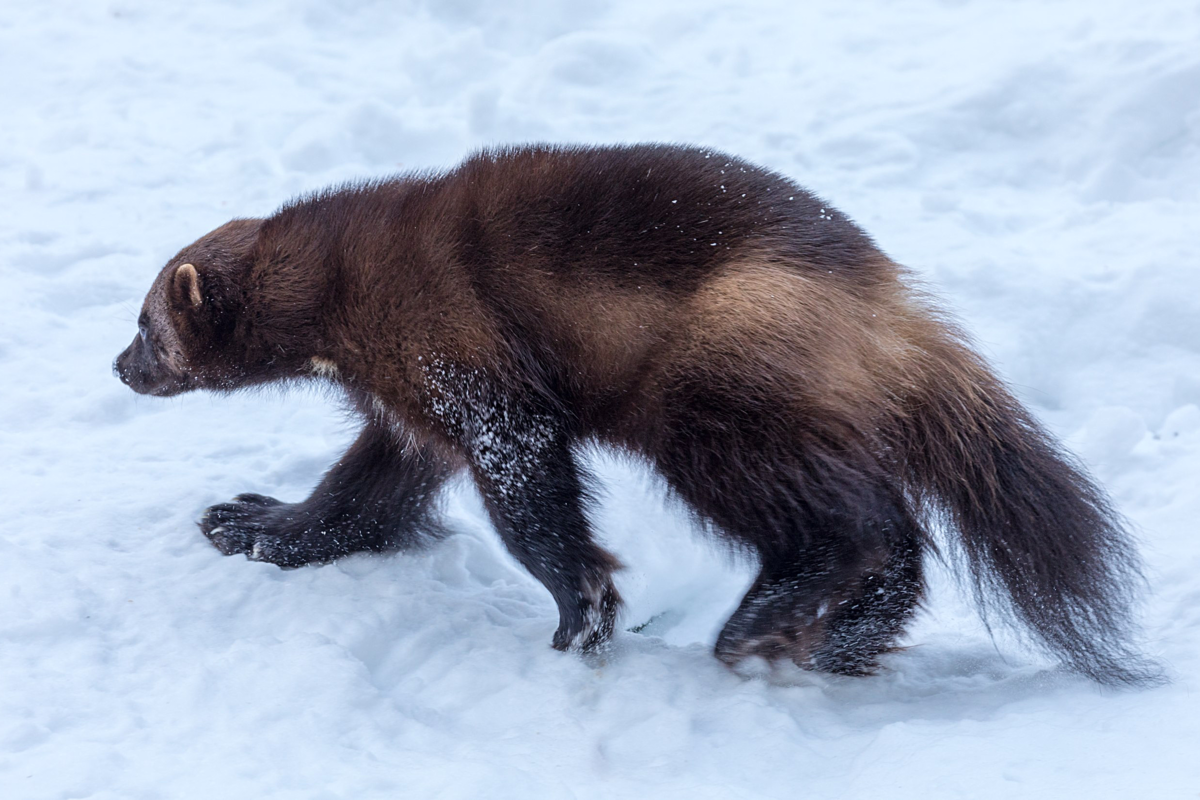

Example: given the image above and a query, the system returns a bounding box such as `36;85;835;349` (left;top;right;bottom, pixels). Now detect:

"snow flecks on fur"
419;356;555;499
418;355;621;652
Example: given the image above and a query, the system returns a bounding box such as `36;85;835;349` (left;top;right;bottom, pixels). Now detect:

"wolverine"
114;143;1157;685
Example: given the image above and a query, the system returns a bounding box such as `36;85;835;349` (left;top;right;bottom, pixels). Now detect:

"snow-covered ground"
2;1;1198;796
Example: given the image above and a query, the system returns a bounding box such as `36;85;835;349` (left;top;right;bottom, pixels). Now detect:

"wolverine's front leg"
450;388;621;652
199;421;456;568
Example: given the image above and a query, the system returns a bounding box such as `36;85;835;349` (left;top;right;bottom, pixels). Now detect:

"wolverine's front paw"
551;577;621;653
199;493;306;568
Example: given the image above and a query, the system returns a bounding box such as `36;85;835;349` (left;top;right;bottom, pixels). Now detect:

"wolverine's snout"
113;340;153;393
114;336;188;396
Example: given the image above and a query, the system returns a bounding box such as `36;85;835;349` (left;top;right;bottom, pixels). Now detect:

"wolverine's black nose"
113;355;130;385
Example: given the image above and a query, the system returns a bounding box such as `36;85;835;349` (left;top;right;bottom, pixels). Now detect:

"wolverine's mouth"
113;350;192;397
146;376;192;397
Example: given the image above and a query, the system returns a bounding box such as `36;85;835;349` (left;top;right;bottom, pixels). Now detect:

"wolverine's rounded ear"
173;263;203;308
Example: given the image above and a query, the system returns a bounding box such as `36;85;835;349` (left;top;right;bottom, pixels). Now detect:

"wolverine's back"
311;144;906;429
438;143;889;290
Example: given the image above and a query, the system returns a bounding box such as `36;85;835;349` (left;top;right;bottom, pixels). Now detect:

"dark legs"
462;407;620;652
420;362;621;652
199;357;922;669
202;358;621;653
200;421;456;568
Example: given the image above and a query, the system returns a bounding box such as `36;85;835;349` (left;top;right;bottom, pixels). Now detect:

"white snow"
2;0;1199;797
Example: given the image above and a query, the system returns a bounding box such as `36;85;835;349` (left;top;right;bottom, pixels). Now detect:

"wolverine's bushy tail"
897;332;1161;686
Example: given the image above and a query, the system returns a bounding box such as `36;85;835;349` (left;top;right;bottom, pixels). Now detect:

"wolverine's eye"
138;323;149;342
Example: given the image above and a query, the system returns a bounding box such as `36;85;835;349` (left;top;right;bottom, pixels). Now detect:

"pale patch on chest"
309;356;340;378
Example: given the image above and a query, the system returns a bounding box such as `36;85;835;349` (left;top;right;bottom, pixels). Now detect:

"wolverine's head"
114;219;261;396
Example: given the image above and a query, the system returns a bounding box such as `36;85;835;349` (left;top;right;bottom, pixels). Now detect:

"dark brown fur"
114;143;1158;684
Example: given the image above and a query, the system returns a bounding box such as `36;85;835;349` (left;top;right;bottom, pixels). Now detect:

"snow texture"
2;1;1199;797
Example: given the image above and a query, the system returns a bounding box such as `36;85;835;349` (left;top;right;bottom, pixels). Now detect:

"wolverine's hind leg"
649;381;925;675
200;421;457;568
711;517;922;676
806;507;924;675
714;500;924;676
